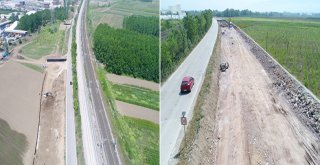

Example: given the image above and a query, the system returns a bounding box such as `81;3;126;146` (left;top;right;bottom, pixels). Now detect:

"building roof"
4;29;27;34
6;21;17;31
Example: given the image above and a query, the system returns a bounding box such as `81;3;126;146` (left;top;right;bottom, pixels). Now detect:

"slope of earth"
215;27;320;164
183;26;320;164
0;60;44;164
33;71;66;165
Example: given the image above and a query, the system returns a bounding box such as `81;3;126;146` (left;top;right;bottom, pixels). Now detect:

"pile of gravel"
233;24;320;136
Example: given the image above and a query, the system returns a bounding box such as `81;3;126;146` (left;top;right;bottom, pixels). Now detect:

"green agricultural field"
232;17;320;97
0;119;28;165
21;22;65;59
123;116;159;165
112;84;159;111
97;67;159;164
19;62;43;73
88;0;158;29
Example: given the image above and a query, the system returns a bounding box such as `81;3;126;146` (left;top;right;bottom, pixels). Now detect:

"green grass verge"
21;22;65;59
71;20;85;164
19;62;43;73
97;66;159;164
0;118;27;165
111;83;159;111
232;17;320;97
123;116;159;164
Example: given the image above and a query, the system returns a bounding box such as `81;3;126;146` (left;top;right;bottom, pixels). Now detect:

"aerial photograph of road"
161;0;320;164
0;0;159;164
1;0;320;164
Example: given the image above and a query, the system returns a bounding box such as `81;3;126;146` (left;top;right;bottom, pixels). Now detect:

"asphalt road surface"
65;16;77;165
76;0;121;164
160;19;218;164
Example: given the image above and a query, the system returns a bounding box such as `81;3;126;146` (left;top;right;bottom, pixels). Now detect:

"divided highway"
160;19;218;164
76;0;121;164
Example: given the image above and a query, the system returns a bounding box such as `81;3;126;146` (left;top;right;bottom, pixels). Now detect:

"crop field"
89;0;158;29
0;118;27;165
97;67;159;164
123;116;159;165
112;84;159;111
21;22;65;59
232;17;320;97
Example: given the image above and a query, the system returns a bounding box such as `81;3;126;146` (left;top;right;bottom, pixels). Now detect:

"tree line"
214;8;320;18
94;24;159;82
123;15;159;36
17;7;67;33
161;10;213;80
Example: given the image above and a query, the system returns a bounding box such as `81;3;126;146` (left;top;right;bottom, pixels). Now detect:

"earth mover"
220;62;229;72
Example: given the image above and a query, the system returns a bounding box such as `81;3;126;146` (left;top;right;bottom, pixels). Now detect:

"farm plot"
232;17;320;97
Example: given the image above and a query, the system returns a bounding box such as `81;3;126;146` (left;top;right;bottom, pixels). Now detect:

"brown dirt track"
182;27;320;165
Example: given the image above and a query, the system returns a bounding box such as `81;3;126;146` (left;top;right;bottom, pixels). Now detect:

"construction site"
0;16;69;165
179;20;320;164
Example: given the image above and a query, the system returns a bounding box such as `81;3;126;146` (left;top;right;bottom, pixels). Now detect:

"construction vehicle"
0;38;13;60
220;62;229;72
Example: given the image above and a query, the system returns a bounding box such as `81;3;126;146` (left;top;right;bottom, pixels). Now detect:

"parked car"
180;76;194;93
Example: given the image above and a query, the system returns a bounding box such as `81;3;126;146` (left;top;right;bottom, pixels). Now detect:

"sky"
161;0;320;13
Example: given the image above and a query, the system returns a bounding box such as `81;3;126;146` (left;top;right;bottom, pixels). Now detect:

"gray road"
160;19;218;165
65;15;77;165
76;0;121;164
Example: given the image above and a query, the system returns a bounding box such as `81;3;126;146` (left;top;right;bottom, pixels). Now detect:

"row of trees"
123;15;159;36
161;10;213;80
17;7;67;33
94;24;159;82
214;8;320;18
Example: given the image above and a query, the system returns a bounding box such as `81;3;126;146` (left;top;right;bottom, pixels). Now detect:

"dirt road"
107;73;159;91
213;27;320;164
34;71;66;165
116;101;159;124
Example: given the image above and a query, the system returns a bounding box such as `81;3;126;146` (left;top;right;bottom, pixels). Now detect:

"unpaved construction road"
212;27;320;164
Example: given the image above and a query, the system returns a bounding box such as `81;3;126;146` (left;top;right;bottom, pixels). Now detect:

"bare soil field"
182;27;320;164
107;73;159;91
33;71;66;165
0;60;44;165
116;100;159;124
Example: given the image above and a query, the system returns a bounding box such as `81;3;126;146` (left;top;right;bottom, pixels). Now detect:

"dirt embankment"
33;70;66;165
180;26;320;165
178;31;221;164
233;24;320;137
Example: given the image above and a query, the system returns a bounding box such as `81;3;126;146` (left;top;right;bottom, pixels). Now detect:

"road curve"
76;0;121;164
160;19;218;164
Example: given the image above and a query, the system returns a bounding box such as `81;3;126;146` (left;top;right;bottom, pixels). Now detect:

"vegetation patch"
97;67;159;164
123;15;159;36
161;10;213;81
18;7;67;33
0;118;28;165
19;62;43;73
112;83;159;111
93;24;159;82
21;22;65;59
232;17;320;97
123;116;159;165
71;19;85;164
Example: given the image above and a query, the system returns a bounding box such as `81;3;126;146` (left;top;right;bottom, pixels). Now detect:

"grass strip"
111;83;159;111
